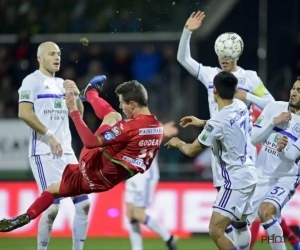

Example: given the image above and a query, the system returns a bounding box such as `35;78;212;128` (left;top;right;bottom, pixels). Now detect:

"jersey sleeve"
197;65;219;89
18;76;38;103
251;101;276;145
96;121;132;147
197;120;222;146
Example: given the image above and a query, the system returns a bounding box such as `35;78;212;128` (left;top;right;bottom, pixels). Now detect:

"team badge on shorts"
101;130;115;141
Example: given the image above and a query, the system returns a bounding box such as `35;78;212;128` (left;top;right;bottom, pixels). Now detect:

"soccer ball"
214;32;244;61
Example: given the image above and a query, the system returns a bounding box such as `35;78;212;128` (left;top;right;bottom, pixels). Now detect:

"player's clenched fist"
63;79;80;95
273;112;292;125
180;116;206;128
49;135;63;157
65;92;77;112
277;135;289;152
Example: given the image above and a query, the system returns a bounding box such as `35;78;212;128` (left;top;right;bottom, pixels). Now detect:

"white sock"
144;215;171;242
37;202;59;250
128;219;143;250
232;223;251;250
262;218;286;250
72;196;90;250
225;225;234;242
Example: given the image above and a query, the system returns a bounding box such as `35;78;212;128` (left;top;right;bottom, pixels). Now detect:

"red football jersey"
95;114;163;174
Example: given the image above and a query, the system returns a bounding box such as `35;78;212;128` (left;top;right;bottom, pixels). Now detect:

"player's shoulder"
22;70;41;83
238;67;259;78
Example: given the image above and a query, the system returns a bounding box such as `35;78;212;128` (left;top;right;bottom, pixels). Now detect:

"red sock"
250;220;261;250
26;191;55;220
281;218;299;245
86;90;115;120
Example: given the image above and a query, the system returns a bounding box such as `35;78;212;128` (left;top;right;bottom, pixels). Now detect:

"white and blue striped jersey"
198;99;257;189
18;70;74;157
252;101;300;179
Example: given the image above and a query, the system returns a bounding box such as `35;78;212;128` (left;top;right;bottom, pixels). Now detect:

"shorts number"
138;149;155;165
270;186;285;196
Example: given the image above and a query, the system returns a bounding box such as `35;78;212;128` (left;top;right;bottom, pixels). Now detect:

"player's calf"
209;211;236;250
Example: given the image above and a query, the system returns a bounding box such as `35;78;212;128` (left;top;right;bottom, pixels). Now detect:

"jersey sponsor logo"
101;130;115;142
292;123;300;137
138;139;160;147
255;115;264;125
200;131;209;142
237;77;246;86
111;126;121;136
122;156;146;170
274;133;282;143
139;127;163;135
204;124;214;132
54;99;62;109
45;85;50;89
20;90;30;100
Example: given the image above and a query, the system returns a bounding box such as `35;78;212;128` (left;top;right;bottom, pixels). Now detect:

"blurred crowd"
0;0;209;34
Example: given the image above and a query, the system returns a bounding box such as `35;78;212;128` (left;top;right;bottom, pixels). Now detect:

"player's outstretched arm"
277;136;300;162
179;116;206;128
165;137;205;157
235;78;275;109
177;11;205;77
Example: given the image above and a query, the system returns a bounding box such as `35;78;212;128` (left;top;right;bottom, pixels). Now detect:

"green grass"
0;237;294;250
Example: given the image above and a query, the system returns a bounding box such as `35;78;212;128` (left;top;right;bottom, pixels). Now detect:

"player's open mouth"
221;62;228;67
54;63;60;67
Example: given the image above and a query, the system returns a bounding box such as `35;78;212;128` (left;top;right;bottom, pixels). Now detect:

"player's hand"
180;116;206;128
49;135;63;158
185;11;205;31
66;91;77;112
235;89;247;101
164;137;183;149
163;121;179;137
273;112;292;125
63;80;80;95
277;135;288;152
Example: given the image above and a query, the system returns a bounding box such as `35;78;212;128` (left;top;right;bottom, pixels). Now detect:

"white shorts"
29;154;78;193
212;146;257;188
125;172;158;208
213;184;256;221
247;175;300;224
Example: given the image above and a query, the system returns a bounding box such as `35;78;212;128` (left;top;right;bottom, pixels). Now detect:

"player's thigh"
133;174;158;208
124;176;138;205
247;180;273;224
213;184;256;222
29;155;67;193
263;176;300;220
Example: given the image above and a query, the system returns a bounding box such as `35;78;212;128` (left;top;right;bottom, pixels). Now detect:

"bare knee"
46;182;61;198
133;207;147;223
209;212;231;240
126;203;134;220
258;202;276;222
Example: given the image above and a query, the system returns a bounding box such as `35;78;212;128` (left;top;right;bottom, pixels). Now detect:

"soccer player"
17;41;89;250
0;78;164;237
165;71;257;250
247;77;300;250
125;121;178;250
177;10;294;244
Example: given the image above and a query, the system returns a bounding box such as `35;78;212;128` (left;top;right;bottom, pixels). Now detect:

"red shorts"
59;148;130;197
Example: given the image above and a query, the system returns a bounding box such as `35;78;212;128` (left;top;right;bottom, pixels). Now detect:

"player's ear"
37;56;42;63
129;101;135;110
213;86;217;95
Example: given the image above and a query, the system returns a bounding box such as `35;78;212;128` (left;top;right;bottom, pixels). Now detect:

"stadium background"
0;0;299;249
